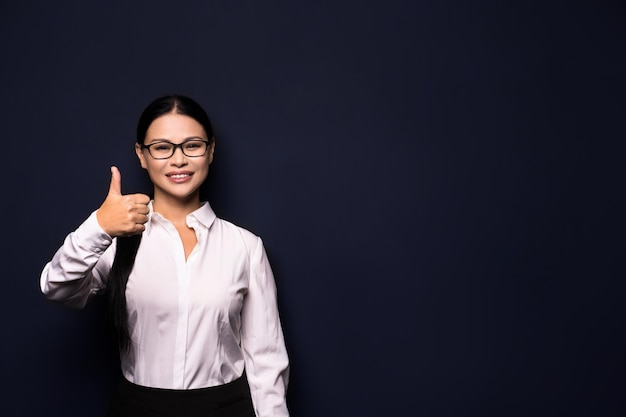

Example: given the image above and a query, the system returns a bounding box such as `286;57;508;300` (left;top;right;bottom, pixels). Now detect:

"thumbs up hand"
96;166;151;237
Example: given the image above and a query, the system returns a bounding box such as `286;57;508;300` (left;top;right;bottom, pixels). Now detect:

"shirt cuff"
73;210;113;254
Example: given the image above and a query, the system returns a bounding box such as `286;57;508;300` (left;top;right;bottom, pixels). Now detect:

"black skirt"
107;373;256;417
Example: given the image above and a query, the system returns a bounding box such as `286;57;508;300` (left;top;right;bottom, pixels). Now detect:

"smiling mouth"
168;173;192;179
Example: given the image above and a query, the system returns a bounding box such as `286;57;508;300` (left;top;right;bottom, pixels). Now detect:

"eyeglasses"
141;139;212;159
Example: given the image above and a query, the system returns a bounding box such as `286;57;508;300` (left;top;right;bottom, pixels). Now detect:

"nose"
169;145;188;166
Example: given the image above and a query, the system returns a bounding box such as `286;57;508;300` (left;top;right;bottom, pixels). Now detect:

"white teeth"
170;174;189;179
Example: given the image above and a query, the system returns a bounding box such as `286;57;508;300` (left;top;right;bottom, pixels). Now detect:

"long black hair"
107;94;214;353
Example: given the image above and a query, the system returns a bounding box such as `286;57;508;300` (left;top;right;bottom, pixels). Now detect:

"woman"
40;95;289;417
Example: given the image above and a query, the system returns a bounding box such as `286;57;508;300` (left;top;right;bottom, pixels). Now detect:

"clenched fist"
96;166;151;237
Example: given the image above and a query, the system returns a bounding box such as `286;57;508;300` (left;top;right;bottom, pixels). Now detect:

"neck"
152;193;201;225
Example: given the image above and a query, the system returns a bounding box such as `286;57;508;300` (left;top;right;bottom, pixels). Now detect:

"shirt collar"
145;201;217;235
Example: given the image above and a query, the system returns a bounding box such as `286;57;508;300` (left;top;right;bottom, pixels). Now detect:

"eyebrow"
146;136;206;144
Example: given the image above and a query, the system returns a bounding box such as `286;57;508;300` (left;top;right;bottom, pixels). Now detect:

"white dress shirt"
40;202;289;417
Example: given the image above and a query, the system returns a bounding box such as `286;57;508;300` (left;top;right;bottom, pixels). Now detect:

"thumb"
108;166;122;196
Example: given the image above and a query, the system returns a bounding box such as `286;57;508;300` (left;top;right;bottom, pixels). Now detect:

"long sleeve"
40;210;115;308
240;236;290;417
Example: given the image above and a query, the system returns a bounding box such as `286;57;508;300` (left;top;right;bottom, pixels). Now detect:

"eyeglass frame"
140;138;213;160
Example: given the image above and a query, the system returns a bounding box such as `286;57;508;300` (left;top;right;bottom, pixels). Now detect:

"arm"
40;166;150;308
40;211;115;308
241;237;290;417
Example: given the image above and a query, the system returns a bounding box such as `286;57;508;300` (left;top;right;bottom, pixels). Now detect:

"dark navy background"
1;1;624;416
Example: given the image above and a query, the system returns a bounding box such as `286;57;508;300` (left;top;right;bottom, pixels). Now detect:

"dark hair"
107;94;213;354
136;94;214;145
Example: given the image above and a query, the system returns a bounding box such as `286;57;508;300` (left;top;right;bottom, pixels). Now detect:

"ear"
207;139;216;165
135;143;148;169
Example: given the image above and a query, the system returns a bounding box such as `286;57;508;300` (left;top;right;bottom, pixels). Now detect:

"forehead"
145;113;206;141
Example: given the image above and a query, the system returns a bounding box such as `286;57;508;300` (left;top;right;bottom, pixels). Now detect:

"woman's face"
135;112;215;203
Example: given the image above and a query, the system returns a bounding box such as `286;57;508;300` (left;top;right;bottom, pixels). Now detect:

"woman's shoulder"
213;218;266;261
214;217;261;243
200;203;264;251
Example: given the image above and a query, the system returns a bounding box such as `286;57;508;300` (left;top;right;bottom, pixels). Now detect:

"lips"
166;171;193;183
